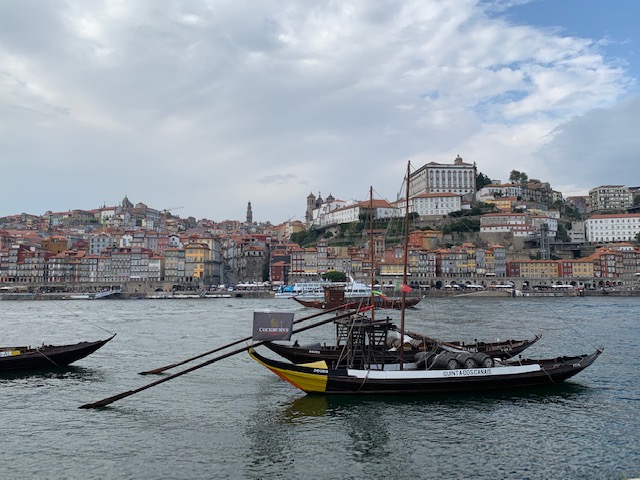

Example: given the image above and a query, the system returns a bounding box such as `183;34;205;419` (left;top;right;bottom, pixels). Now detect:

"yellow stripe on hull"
249;348;328;393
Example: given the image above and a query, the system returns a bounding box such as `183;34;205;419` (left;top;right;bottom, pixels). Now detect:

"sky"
1;0;638;225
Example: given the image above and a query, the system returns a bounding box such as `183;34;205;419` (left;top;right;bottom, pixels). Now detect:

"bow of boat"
248;347;330;393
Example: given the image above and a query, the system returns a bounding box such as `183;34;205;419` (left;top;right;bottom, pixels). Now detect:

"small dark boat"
249;347;602;394
0;335;115;372
292;284;421;310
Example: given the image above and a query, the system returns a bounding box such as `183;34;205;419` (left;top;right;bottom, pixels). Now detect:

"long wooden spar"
79;309;357;409
138;303;354;375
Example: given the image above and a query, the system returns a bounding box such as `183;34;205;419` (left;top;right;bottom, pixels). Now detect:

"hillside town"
1;156;640;297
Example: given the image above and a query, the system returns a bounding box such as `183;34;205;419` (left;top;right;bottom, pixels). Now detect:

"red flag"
400;284;412;293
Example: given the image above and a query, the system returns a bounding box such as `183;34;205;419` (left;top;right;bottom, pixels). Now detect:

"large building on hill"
409;155;477;199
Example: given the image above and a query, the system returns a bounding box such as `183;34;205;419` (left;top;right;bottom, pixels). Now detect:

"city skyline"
0;171;637;226
2;1;639;224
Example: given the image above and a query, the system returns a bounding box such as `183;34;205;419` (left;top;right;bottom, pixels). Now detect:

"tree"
634;194;640;206
476;171;492;190
509;170;529;185
443;219;480;234
556;223;570;242
322;271;347;282
290;229;318;247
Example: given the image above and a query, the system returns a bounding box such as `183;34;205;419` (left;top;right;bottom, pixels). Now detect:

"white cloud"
0;0;636;222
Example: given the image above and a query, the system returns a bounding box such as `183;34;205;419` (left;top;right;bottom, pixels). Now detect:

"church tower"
305;192;316;228
246;201;253;224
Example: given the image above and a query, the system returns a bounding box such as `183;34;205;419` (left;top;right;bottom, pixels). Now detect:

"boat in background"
0;335;115;372
275;277;371;300
292;284;422;310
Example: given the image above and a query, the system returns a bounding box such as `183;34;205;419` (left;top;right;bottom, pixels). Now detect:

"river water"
0;297;638;479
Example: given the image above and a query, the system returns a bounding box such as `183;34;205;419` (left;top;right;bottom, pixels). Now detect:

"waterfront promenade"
1;285;638;300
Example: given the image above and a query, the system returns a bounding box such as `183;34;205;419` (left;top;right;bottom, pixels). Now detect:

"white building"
409;155;476;198
319;199;398;227
585;214;640;242
480;224;537;237
476;184;522;201
480;213;557;237
88;233;115;255
480;213;527;227
569;221;587;243
403;193;462;217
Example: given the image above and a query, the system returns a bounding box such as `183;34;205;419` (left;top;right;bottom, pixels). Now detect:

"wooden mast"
400;161;411;370
369;186;375;322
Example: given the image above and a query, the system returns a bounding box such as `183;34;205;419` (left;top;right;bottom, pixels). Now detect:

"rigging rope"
51;301;116;336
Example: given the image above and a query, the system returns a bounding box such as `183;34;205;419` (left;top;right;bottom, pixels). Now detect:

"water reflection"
279;381;591;419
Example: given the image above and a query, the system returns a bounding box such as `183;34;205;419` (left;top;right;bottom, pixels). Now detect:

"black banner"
252;312;295;341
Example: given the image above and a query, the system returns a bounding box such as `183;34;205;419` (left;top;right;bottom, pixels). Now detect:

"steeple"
246;201;253;224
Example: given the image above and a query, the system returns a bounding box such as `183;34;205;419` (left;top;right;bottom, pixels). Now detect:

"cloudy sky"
1;0;638;224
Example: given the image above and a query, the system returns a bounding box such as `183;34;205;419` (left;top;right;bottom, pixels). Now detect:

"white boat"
274;277;371;300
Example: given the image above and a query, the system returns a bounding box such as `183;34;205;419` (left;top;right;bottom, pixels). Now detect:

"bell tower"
246;201;253;224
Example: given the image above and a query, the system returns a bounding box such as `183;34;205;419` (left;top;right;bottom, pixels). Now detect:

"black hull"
264;334;541;367
0;335;115;372
249;348;602;395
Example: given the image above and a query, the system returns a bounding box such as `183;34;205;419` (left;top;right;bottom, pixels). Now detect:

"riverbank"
0;290;275;300
2;288;638;300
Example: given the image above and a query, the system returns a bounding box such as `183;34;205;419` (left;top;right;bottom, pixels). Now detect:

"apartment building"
585;214;640;242
588;185;632;213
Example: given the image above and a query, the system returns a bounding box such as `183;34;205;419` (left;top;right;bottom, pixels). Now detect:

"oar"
138;303;354;375
79;310;356;409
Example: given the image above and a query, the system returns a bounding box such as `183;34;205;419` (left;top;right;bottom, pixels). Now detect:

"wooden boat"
249;346;602;394
292;285;421;310
263;332;541;368
263;312;540;368
0;335;115;372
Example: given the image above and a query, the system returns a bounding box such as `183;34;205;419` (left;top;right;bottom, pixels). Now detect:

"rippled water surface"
1;297;638;479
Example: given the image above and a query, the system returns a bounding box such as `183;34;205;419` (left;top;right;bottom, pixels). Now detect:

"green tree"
322;271;347;282
290;229;318;247
556;223;570;242
476;171;492;190
509;170;529;185
443;219;480;233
